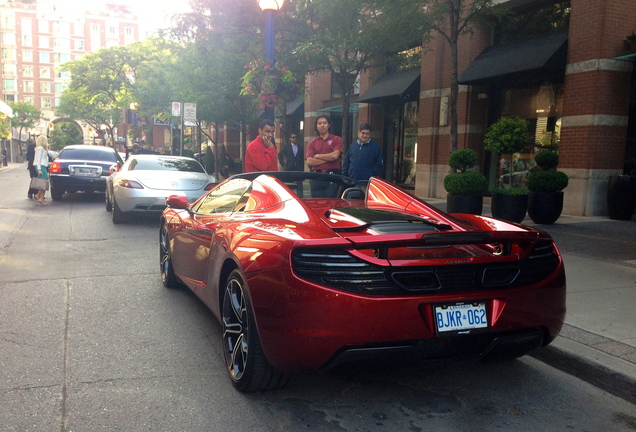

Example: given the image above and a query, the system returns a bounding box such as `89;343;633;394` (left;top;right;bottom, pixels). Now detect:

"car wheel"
112;197;126;224
51;187;63;201
222;269;290;392
159;223;178;288
105;188;112;212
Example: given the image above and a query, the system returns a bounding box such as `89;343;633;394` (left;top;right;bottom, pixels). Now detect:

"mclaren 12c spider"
159;171;566;392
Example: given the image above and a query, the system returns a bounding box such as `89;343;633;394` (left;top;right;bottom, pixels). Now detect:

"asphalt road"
1;165;636;432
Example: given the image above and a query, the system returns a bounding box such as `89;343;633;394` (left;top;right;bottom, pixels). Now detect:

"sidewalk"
426;197;636;404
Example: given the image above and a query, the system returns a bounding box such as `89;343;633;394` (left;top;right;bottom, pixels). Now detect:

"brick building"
301;0;635;216
0;0;141;154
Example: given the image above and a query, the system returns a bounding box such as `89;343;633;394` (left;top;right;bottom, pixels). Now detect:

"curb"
530;336;636;405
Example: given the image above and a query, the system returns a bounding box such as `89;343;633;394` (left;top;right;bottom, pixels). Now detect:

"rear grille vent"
292;242;560;296
292;250;397;295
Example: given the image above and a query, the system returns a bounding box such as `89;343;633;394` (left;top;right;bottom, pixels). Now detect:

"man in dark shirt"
342;123;383;183
278;133;304;171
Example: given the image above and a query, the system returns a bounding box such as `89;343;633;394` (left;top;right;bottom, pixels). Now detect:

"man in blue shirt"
342;123;383;182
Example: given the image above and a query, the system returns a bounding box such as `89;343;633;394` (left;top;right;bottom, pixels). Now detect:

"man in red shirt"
305;115;344;197
245;120;278;173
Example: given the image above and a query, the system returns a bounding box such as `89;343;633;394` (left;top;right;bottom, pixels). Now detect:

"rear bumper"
50;175;108;193
247;267;566;372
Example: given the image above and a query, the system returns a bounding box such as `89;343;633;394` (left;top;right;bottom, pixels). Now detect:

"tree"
8;102;43;146
420;0;502;158
57;38;177;145
49;121;83;151
288;0;430;144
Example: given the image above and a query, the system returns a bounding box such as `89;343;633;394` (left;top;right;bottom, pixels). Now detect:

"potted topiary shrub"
484;116;532;223
443;148;488;215
527;150;569;224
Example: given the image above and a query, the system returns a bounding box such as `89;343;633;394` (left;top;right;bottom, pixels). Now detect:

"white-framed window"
2;33;16;44
39;51;49;63
90;23;99;35
22;65;33;77
38;20;49;33
22;34;32;46
40;82;51;93
3;79;17;91
40;67;50;78
2;16;15;30
21;17;32;33
2;63;16;75
38;36;49;48
4;95;16;102
41;96;52;108
2;48;15;60
23;95;35;104
55;83;68;93
53;21;70;35
74;22;85;36
75;39;84;51
23;80;34;92
53;38;70;51
22;50;33;61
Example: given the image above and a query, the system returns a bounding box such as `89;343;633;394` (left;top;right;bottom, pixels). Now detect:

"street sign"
171;102;181;117
184;103;197;123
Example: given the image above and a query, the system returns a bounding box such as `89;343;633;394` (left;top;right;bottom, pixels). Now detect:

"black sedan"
49;145;123;201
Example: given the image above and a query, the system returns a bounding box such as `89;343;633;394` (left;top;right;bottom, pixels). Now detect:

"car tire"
160;223;179;288
105;188;112;212
112;197;125;224
51;187;63;201
222;269;290;392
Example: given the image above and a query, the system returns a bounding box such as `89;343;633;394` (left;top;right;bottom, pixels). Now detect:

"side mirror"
166;194;189;209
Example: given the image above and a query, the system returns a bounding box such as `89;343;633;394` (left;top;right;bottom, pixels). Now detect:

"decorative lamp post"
258;0;285;122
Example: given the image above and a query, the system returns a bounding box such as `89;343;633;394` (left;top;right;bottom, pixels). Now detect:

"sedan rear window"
58;148;117;162
128;158;205;173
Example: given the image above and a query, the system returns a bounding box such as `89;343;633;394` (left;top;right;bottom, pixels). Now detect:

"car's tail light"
108;164;120;175
49;161;62;174
204;183;217;190
116;179;143;189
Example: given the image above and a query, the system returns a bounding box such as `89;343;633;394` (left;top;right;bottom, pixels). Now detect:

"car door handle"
186;228;214;236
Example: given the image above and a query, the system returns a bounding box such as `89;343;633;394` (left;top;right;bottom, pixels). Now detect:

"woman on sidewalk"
33;135;50;205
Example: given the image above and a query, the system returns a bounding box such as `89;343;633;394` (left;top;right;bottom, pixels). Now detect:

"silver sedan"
106;155;216;223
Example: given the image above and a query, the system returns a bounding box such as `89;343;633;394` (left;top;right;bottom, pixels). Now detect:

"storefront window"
492;83;563;189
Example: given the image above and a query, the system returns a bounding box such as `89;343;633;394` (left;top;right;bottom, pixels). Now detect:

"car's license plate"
434;302;488;335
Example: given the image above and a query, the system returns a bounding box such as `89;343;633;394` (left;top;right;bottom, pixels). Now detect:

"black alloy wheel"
160;223;178;288
105;188;112;212
111;196;125;224
222;269;289;392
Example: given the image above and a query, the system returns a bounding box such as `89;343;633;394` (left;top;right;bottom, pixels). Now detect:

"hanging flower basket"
240;59;300;109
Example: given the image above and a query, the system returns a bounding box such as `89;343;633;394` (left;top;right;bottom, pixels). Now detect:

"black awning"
286;98;304;116
458;30;568;85
357;68;421;104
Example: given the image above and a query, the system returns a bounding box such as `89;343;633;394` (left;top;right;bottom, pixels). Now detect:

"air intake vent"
292;249;397;295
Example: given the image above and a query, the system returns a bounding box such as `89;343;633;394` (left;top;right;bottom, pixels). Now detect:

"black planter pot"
528;191;563;224
607;175;636;220
446;194;483;215
491;193;528;223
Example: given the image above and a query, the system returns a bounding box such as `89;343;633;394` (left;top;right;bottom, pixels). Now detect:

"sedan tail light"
108;164;121;175
49;161;62;174
116;179;144;189
204;182;217;191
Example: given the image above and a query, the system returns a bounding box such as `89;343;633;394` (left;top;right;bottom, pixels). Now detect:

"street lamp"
258;0;285;122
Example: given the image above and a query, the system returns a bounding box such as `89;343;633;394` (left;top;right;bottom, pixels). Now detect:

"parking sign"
171;102;181;117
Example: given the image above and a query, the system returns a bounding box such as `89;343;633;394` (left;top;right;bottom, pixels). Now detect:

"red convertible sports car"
160;172;566;392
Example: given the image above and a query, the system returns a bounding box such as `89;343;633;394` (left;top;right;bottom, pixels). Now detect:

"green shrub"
527;170;569;192
484;116;532;155
444;171;488;195
448;148;478;173
534;150;559;170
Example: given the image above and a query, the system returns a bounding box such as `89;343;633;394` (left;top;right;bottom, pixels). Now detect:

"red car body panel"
162;174;566;372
